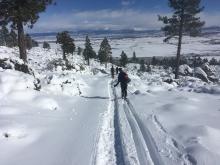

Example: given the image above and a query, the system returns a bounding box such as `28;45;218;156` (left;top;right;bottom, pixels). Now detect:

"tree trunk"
63;51;66;60
87;58;90;66
175;11;184;79
17;20;27;62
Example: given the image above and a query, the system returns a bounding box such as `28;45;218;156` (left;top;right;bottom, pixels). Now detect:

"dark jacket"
115;71;127;86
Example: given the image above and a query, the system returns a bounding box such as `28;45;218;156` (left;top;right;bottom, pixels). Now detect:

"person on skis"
114;68;130;99
116;67;119;75
111;66;115;79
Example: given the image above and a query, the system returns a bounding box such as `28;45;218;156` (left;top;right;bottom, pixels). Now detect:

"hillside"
0;46;220;165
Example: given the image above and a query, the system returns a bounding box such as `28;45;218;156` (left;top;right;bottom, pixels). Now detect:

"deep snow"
0;44;220;165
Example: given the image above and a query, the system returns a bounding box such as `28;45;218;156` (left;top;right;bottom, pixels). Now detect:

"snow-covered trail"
111;83;164;165
0;75;110;165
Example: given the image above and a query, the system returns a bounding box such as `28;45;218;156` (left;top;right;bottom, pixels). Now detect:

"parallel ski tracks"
111;82;164;165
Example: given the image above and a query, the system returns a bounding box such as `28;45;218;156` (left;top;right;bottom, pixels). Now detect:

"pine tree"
77;47;83;55
132;51;137;63
56;31;75;60
120;51;128;67
159;0;205;79
25;34;38;50
139;59;146;72
8;30;18;47
98;37;112;68
25;34;32;50
0;0;54;62
147;64;151;72
209;58;218;65
151;56;158;66
83;36;96;65
32;39;39;47
43;41;50;49
0;25;9;46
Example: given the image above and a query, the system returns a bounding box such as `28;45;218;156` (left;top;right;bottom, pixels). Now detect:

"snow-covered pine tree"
0;0;54;62
98;37;112;68
120;51;128;67
83;36;96;65
159;0;205;79
56;31;75;60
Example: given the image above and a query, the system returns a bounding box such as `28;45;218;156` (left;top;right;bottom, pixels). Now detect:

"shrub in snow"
194;86;220;94
0;58;31;74
201;63;215;76
46;58;65;71
34;78;41;91
208;76;219;83
179;64;193;76
139;59;146;72
194;67;209;83
163;78;174;84
0;59;13;69
43;41;50;49
199;63;219;83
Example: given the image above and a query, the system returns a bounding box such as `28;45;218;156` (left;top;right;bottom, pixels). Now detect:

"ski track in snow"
124;99;164;165
112;82;126;165
111;81;164;165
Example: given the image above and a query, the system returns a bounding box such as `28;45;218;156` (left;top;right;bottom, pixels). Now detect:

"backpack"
124;73;131;83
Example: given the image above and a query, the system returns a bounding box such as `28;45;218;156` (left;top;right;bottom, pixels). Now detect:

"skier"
116;67;119;74
114;68;130;99
111;66;115;79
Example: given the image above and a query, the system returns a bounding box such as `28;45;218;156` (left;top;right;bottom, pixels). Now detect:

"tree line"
0;0;207;79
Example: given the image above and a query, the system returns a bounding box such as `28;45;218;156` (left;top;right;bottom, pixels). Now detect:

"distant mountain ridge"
30;27;220;40
30;29;162;40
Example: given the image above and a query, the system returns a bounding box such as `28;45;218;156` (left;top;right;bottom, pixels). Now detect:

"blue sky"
31;0;220;32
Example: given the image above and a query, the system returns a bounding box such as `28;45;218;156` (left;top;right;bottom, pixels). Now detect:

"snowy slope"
1;45;220;165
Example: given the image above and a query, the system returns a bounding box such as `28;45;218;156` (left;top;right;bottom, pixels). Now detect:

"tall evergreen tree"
0;25;9;46
0;0;54;62
83;36;96;65
120;51;128;67
56;31;75;60
77;47;83;55
8;30;18;47
132;51;137;63
98;37;112;68
159;0;205;79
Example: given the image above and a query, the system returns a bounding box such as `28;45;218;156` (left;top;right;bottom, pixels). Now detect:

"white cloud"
200;12;220;27
121;0;135;6
29;10;220;33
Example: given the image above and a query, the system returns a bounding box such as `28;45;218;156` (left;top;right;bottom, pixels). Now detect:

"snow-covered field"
35;32;220;58
0;43;220;165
